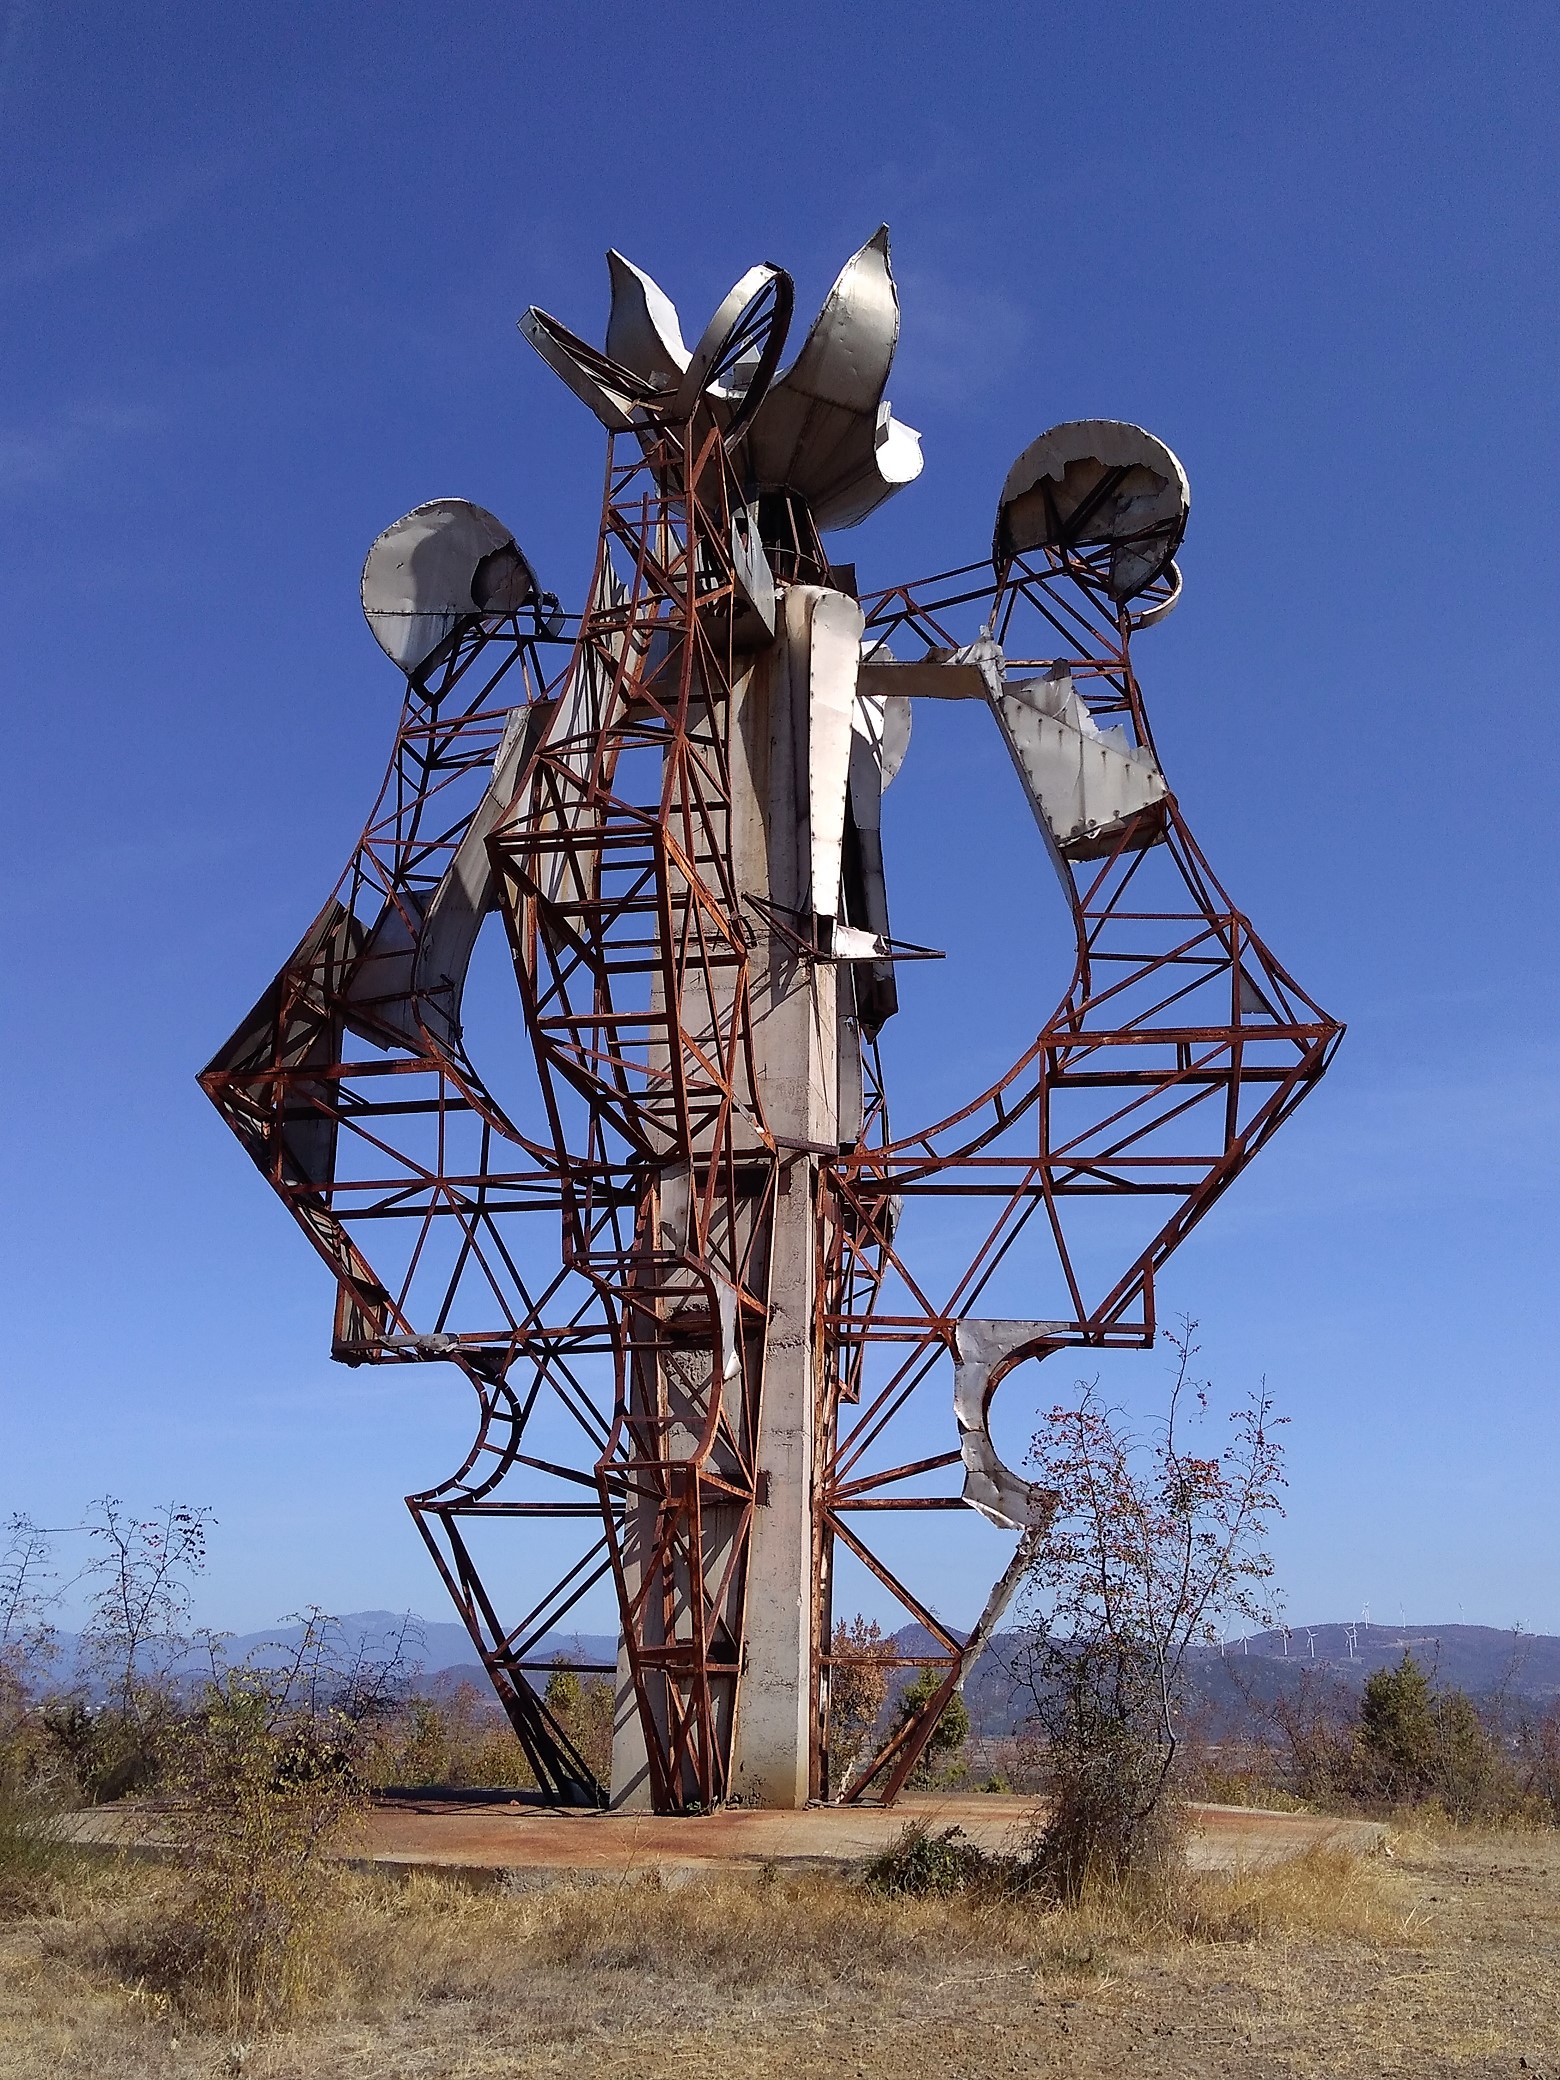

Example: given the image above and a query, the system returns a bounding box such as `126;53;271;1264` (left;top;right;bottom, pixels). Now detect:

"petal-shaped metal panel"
740;227;925;530
604;251;689;388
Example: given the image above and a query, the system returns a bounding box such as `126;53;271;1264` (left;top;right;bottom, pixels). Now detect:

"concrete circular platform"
343;1792;1386;1889
70;1792;1385;1889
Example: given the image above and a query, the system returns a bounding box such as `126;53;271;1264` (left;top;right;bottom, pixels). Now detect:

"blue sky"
2;2;1556;1640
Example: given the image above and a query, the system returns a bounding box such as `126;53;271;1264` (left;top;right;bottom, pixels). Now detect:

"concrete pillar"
728;587;842;1807
606;583;848;1810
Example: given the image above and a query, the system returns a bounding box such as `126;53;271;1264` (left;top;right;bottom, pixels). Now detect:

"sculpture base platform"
73;1793;1385;1889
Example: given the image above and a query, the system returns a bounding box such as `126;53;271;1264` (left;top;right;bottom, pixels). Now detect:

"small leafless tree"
1015;1322;1286;1897
78;1497;214;1722
0;1516;58;1715
260;1607;422;1731
1224;1654;1357;1803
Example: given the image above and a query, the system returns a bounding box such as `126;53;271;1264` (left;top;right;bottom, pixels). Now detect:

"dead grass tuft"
1176;1840;1411;1944
325;1864;1050;2029
0;1773;68;1917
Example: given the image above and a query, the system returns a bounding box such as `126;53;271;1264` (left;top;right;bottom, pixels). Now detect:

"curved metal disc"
361;499;537;674
995;420;1189;601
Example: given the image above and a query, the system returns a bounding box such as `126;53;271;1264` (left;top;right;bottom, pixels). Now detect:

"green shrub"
544;1660;614;1782
1357;1653;1439;1801
1353;1651;1519;1821
864;1820;1003;1897
894;1671;971;1788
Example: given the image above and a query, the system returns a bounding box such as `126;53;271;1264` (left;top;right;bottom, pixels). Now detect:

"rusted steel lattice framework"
823;541;1340;1800
493;394;787;1812
201;229;1341;1813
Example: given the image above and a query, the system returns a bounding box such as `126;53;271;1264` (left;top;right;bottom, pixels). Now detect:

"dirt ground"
1;1824;1557;2078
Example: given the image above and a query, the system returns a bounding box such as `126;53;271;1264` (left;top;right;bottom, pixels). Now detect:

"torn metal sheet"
330;708;550;1060
845;715;892;943
412;703;548;1053
361;500;537;674
338;891;423;1050
841;685;900;1035
952;1318;1068;1530
991;663;1167;863
518;306;648;433
203;899;364;1187
832;923;892;961
715;1278;742;1385
837;962;864;1146
861;637;1167;863
656;1163;692;1256
849;681;911;788
730;506;777;642
996;420;1189;601
525;557;634;912
741;228;923;531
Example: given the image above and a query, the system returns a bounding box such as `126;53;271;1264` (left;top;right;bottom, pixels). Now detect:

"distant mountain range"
963;1621;1560;1738
43;1611;617;1693
43;1612;1560;1735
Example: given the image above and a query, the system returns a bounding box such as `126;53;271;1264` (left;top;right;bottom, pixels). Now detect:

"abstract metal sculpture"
200;228;1342;1812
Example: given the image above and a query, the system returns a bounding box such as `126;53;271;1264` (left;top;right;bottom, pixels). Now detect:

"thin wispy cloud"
0;152;245;296
0;397;158;494
893;264;1029;408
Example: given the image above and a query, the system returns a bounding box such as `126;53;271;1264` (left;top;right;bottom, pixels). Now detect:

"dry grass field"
1;1827;1556;2078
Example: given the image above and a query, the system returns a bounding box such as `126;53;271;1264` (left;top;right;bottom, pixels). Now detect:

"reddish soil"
346;1791;1382;1881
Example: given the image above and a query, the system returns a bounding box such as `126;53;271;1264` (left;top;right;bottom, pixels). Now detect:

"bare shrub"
115;1610;402;2030
372;1680;536;1790
0;1749;67;1919
1016;1322;1286;1900
79;1498;212;1717
863;1817;1017;1897
0;1515;58;1702
1223;1655;1358;1805
1515;1701;1560;1820
0;1516;68;1914
45;1498;214;1803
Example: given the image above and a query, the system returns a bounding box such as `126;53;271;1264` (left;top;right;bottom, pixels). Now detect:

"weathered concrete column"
728;586;845;1807
606;583;851;1811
